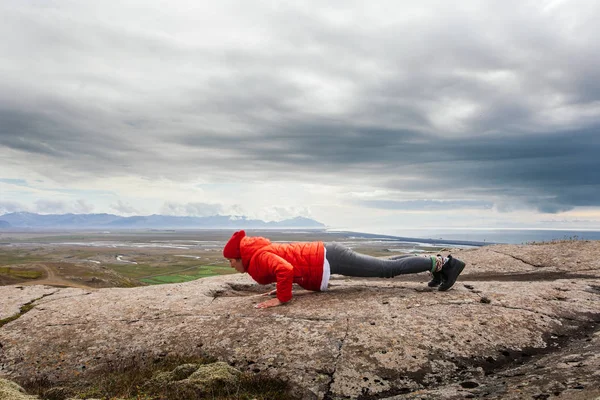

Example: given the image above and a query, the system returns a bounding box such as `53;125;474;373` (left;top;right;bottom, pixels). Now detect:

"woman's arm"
253;252;294;309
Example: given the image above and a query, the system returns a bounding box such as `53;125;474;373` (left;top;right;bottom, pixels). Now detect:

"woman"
223;230;466;309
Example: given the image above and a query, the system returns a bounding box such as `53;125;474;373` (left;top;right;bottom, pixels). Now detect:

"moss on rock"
0;378;38;400
171;363;199;381
186;361;242;389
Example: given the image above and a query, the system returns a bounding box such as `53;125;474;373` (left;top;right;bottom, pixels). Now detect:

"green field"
140;266;235;285
0;266;43;280
109;263;235;285
0;250;44;266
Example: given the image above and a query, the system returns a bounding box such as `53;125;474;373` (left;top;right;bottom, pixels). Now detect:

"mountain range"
0;212;326;229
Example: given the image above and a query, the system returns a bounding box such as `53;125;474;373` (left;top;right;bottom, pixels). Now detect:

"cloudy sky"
1;0;600;232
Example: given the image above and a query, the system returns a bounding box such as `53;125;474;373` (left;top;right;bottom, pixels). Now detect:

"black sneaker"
428;271;442;287
438;255;466;291
427;254;443;287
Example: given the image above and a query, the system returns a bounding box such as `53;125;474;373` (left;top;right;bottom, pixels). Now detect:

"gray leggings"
325;243;432;277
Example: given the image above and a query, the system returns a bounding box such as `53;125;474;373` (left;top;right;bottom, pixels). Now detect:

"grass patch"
22;354;297;400
0;250;43;266
0;266;43;279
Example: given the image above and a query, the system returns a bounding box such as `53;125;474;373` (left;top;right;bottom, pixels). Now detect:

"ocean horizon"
354;228;600;245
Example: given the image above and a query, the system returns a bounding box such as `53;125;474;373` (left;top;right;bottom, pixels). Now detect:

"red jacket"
239;236;325;303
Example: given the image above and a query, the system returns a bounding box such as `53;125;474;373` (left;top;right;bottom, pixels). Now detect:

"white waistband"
321;247;330;291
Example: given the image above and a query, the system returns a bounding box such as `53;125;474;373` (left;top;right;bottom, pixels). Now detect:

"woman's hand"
255;298;283;309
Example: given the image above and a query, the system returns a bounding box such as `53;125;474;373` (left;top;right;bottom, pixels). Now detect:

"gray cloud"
73;199;94;213
35;199;68;214
110;200;139;215
160;202;223;217
0;200;28;214
1;0;599;213
30;199;94;214
358;199;494;211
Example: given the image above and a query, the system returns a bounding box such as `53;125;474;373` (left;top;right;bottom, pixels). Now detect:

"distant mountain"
0;212;326;229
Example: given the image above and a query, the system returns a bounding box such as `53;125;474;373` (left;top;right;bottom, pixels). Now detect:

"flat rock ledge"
1;242;600;399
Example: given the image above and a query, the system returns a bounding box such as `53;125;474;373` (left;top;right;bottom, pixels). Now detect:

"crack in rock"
37;291;93;304
399;299;589;324
43;313;206;326
405;299;478;309
324;317;349;399
490;250;548;269
401;300;587;325
266;315;337;322
486;303;590;323
571;267;600;272
328;283;415;291
40;313;338;327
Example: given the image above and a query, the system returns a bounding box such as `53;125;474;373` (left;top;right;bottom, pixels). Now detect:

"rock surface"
1;242;600;399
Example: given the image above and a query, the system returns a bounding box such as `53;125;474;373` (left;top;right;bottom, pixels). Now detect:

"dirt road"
19;264;93;290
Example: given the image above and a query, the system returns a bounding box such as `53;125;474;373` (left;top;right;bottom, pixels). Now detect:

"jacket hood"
239;236;272;270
